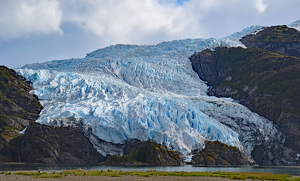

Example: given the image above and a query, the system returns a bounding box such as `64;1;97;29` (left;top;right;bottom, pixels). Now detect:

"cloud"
255;0;268;13
0;0;63;40
59;0;275;44
1;0;300;69
60;0;205;44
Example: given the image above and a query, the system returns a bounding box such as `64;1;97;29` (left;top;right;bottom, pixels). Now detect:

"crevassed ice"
17;25;283;157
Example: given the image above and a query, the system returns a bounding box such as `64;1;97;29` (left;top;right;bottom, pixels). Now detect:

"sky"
0;0;300;68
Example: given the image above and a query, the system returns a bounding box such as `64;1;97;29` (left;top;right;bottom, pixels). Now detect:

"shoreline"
0;169;295;181
0;175;253;181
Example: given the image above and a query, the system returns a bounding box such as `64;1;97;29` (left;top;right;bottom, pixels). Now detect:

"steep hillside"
190;46;300;165
190;25;300;165
0;66;42;142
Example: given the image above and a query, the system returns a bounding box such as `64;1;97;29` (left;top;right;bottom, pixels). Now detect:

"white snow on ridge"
17;25;283;157
289;20;300;32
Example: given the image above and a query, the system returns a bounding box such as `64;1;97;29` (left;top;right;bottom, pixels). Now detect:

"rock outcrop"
18;122;105;164
251;141;296;166
190;45;300;165
191;141;252;166
105;139;183;166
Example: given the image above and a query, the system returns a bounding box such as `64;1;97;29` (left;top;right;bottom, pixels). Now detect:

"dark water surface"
1;164;300;176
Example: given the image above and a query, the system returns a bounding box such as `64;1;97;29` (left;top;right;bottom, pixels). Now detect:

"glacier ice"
17;25;284;158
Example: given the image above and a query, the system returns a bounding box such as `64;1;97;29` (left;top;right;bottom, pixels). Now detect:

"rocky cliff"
105;139;183;166
0;66;43;142
189;27;300;165
19;122;105;164
191;141;252;166
0;65;43;162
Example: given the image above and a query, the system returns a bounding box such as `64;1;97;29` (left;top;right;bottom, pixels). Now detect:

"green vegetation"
1;126;19;141
5;169;298;180
0;66;10;83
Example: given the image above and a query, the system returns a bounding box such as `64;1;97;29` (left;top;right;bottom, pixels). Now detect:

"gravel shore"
0;175;255;181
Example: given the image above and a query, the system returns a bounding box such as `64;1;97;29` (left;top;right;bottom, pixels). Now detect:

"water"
1;164;300;176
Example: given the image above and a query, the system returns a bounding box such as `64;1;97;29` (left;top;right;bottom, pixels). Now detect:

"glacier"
17;25;285;158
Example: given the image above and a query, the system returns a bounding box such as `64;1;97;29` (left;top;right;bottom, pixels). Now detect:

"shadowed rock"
191;141;252;166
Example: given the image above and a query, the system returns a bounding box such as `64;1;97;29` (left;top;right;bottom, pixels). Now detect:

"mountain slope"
190;26;300;165
16;23;294;164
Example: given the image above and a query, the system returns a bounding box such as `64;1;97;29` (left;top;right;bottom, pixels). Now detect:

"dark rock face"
241;25;300;58
190;49;221;86
105;139;183;166
0;66;43;142
252;141;296;166
190;46;300;166
0;65;44;162
191;141;252;166
20;122;105;164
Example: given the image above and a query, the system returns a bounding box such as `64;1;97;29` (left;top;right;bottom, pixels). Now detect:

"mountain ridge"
14;20;300;165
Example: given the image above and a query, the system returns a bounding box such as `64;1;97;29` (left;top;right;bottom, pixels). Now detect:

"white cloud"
1;0;300;69
60;0;207;44
59;0;275;45
255;0;268;13
0;0;63;40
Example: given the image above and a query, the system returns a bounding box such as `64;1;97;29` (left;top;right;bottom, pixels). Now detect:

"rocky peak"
241;25;300;58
